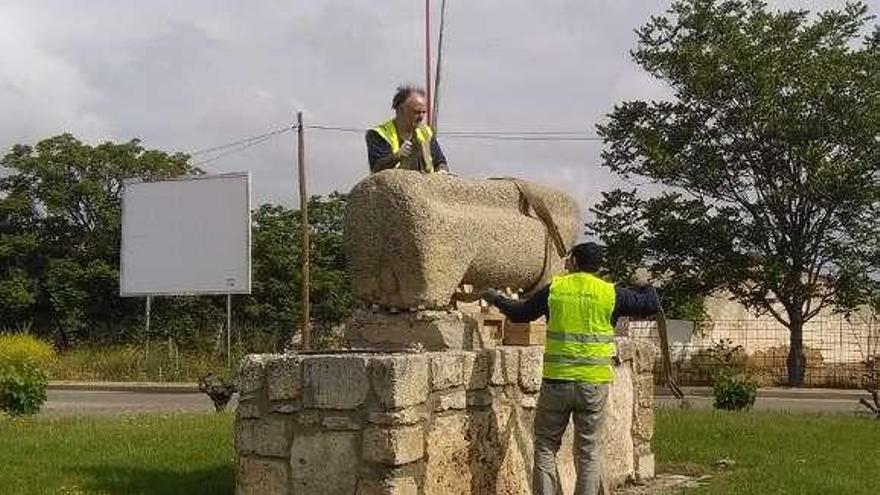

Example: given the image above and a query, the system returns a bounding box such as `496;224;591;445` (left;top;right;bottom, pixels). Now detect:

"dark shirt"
365;128;448;172
494;278;660;326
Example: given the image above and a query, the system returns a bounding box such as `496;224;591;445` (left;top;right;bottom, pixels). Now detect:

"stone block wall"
235;339;655;495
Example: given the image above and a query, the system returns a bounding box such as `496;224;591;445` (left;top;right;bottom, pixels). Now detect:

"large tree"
0;134;196;346
589;0;880;385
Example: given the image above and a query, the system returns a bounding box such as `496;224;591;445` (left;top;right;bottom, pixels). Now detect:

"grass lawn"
0;413;233;495
1;408;877;494
655;408;880;494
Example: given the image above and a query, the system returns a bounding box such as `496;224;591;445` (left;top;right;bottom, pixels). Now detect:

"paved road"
40;388;871;416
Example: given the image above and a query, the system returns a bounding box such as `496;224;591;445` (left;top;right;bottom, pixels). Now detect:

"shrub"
713;369;758;411
687;339;760;410
0;333;56;415
0;365;48;415
0;332;56;368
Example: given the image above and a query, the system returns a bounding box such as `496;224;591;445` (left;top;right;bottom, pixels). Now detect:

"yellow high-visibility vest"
544;272;616;383
372;119;434;172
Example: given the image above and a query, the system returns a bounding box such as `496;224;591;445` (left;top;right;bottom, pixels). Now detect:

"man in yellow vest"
483;242;659;495
366;85;448;173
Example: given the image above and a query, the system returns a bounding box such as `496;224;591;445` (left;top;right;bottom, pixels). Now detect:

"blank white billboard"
120;172;251;296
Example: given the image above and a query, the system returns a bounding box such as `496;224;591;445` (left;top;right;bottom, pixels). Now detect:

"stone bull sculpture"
345;170;581;308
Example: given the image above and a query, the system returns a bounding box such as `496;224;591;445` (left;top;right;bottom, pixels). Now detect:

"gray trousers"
533;380;609;495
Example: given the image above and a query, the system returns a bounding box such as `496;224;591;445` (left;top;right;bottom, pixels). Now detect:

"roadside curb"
656;385;866;400
49;381;867;400
49;381;200;393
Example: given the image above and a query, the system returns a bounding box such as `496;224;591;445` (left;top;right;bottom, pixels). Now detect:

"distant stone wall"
235;340;655;494
345;171;581;308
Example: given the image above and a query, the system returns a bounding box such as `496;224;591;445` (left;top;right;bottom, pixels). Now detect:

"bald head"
392;85;427;131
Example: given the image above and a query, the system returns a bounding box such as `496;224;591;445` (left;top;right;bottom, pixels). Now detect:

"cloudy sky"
0;0;860;211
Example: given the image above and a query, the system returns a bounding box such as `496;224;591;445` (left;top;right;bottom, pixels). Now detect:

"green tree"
245;193;352;348
0;191;40;327
0;134;198;346
589;0;880;385
307;192;353;332
245;203;301;340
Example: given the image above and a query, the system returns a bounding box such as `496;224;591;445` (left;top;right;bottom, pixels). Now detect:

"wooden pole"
297;111;311;351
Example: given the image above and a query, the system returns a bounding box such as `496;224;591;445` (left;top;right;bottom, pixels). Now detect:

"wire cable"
442;130;593;136
442;134;602;142
190;124;297;157
190;127;296;167
305;124;602;141
185;121;603;169
305;125;364;133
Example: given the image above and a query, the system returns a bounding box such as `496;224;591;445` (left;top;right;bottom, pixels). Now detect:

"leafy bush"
713;369;758;411
0;366;48;415
688;339;759;410
0;333;56;415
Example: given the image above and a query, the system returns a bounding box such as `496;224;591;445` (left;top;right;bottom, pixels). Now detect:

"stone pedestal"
344;308;499;351
234;339;655;494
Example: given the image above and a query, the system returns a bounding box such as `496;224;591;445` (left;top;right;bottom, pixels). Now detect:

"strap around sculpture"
489;177;570;295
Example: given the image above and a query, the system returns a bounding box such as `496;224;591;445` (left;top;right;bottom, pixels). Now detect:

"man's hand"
396;140;413;159
482;288;504;305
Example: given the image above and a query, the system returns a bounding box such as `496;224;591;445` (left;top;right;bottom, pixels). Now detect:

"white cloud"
0;5;107;143
0;0;864;213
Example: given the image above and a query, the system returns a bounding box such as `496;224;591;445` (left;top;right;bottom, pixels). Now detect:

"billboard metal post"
145;295;152;340
227;293;232;370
